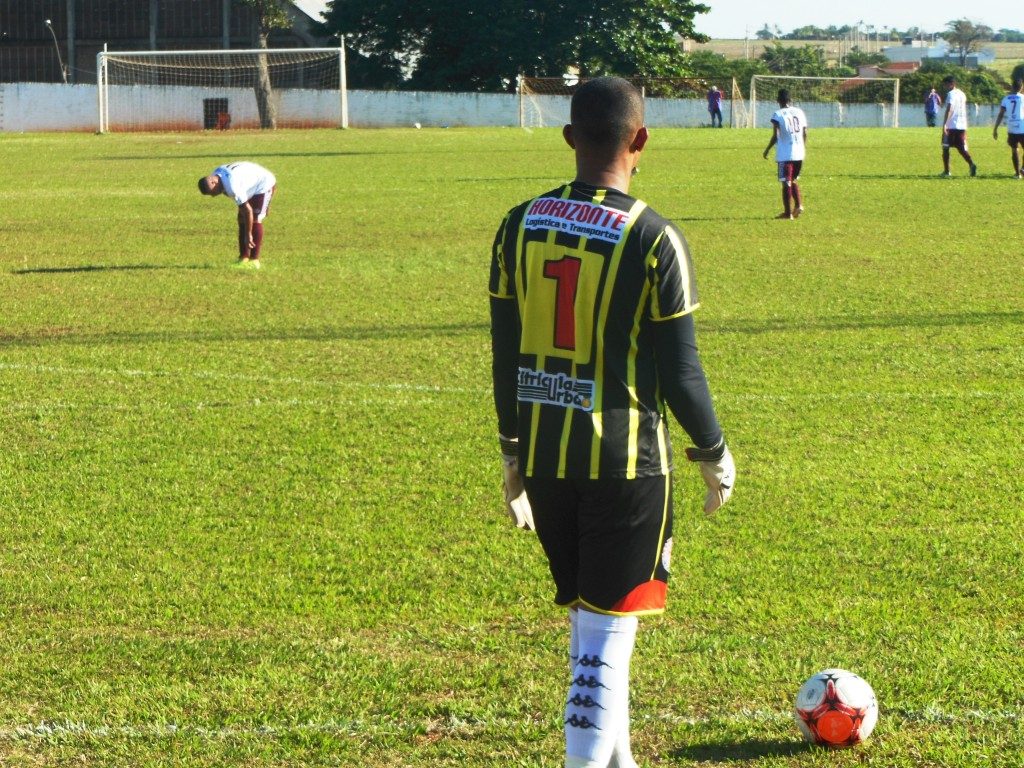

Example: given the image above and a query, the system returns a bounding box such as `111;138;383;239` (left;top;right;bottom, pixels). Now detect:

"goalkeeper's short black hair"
570;77;644;151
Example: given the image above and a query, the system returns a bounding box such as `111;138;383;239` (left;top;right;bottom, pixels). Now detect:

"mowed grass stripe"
4;364;1024;403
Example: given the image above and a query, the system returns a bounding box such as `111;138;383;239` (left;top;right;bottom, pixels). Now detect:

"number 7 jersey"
489;181;700;479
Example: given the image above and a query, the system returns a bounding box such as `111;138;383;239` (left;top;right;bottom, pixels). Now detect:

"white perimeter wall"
0;81;1006;132
748;99;1005;129
0;83;99;132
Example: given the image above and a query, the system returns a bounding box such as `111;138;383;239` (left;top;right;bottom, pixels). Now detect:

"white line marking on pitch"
0;707;1020;742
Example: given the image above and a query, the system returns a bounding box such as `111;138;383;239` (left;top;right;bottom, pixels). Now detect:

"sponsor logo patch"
524;197;630;244
518;367;595;411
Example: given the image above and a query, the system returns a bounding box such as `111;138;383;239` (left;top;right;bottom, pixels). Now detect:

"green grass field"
1;126;1022;767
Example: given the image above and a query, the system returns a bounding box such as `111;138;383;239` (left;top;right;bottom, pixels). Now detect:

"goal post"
97;47;347;133
749;75;900;129
518;76;738;129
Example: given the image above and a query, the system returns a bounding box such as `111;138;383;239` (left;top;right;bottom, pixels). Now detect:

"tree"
321;0;711;91
899;60;1003;105
843;47;887;68
943;18;993;67
240;0;291;128
758;42;832;76
994;28;1024;43
681;50;768;97
755;24;775;40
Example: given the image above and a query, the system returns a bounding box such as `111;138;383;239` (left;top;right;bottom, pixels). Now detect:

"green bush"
899;60;1005;105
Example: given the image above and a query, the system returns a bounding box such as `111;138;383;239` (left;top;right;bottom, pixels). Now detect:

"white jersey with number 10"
770;106;807;162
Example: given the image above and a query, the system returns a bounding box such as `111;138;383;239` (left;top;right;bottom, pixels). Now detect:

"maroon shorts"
777;160;803;183
1007;133;1024;149
247;185;276;222
943;129;968;150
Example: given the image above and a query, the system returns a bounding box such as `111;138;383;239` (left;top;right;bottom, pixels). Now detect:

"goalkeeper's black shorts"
524;474;672;616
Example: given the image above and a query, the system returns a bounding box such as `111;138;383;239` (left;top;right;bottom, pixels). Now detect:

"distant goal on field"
748;75;901;128
97;48;348;133
518;76;746;129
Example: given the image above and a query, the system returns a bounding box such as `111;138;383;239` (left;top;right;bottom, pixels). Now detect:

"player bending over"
198;161;277;268
993;79;1024;179
489;76;735;768
762;89;808;220
940;75;977;178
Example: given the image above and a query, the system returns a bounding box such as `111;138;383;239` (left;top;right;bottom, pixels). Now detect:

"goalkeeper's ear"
563;124;576;150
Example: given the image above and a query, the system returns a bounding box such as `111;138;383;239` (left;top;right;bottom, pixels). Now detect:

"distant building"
881;40;995;69
0;0;331;85
882;40;950;63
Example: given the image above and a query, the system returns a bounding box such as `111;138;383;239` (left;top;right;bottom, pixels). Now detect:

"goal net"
519;76;740;129
97;48;347;133
749;75;900;129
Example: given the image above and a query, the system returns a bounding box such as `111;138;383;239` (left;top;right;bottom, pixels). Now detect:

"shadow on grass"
4;309;1022;348
0;322;489;349
453;177;566;183
704;309;1024;335
670;738;809;761
669;215;769;222
839;172;1010;182
107;146;570;163
12;264;214;275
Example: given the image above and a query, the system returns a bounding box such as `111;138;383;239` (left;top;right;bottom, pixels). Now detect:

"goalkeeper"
198;161;277;269
488;76;734;768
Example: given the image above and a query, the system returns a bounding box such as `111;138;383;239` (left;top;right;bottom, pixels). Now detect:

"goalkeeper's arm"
490;296;533;530
652;312;734;513
652;312;722;450
490;296;520;437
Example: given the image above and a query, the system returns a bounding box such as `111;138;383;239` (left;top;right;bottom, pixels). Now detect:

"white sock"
564;610;638;767
609;722;639;768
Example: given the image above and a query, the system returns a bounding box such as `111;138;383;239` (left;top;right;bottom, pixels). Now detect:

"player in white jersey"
940;75;977;178
762;89;808;220
199;161;278;268
993;78;1024;178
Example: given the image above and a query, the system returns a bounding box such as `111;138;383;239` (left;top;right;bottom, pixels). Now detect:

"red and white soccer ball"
794;668;878;748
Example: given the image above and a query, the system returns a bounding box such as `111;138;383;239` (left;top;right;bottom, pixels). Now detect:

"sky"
694;0;1015;39
292;0;1015;41
292;0;329;21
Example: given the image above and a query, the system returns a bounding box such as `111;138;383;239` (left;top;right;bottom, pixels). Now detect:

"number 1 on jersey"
543;256;582;350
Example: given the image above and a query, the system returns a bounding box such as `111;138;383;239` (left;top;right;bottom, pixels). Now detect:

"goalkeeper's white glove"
685;439;735;515
499;434;534;531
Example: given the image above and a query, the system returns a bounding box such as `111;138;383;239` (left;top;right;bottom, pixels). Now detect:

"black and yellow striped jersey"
489;181;700;480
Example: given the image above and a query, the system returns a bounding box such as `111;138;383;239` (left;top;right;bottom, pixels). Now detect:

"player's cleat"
938;171;951;177
970;164;978;177
1015;172;1022;179
248;260;261;269
793;206;804;219
775;212;794;220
